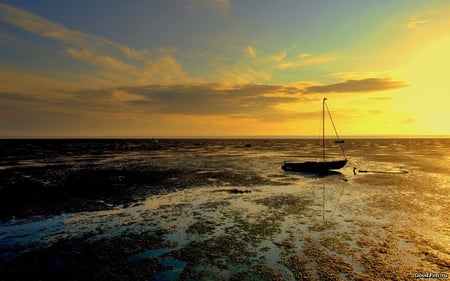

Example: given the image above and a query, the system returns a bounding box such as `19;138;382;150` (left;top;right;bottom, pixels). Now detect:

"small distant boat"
282;98;347;173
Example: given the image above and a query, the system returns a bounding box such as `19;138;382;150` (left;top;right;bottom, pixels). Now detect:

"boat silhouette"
282;98;347;173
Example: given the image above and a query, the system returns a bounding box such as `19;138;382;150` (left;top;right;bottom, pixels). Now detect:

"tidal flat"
1;139;449;280
1;179;449;280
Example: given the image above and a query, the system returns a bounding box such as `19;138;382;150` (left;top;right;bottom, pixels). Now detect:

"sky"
1;0;450;137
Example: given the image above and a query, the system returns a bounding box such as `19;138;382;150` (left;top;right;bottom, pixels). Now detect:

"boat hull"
282;159;347;172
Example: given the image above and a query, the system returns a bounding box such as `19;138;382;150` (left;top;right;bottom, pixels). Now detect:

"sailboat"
282;98;347;173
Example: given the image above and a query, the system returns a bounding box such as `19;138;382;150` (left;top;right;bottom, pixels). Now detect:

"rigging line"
325;102;340;140
325;102;347;159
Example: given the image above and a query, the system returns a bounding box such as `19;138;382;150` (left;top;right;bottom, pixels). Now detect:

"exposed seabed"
1;171;449;280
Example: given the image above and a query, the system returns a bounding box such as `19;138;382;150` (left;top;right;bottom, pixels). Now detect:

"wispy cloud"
118;83;300;118
214;65;272;84
304;78;408;94
0;69;80;95
328;71;389;80
142;56;190;84
241;44;333;72
245;45;257;58
65;48;136;73
0;3;188;85
0;4;145;59
277;53;335;69
11;83;301;122
0;92;39;102
406;17;430;29
1;75;410;135
27;78;406;120
268;52;287;63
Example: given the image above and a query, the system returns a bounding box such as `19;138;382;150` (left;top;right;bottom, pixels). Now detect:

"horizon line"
1;134;450;139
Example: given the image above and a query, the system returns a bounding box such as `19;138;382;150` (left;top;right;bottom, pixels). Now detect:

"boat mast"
322;97;327;161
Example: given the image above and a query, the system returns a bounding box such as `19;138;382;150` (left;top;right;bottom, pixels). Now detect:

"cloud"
406;17;430;29
1;77;411;135
119;83;300;116
277;53;335;69
142;56;190;84
214;65;272;84
328;71;389;80
300;53;310;59
245;45;257;58
66;48;137;73
304;78;408;94
0;69;80;95
0;4;188;85
0;4;145;59
268;52;287;63
1;73;407;124
0;92;38;102
30;83;302;123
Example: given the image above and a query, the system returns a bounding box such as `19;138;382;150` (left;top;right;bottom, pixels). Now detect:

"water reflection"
283;169;345;179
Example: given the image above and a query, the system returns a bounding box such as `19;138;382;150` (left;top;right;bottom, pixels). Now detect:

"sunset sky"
1;0;450;137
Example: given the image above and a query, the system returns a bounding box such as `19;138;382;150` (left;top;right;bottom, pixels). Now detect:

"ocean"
0;138;449;280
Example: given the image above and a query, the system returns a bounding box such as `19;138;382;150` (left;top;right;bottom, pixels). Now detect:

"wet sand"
1;139;449;280
0;164;275;220
1;170;449;280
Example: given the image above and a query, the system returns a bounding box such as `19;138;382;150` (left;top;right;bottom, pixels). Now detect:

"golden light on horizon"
392;34;450;135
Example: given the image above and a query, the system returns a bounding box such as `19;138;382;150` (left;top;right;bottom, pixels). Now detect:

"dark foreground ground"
0;162;282;280
0;139;278;220
1;139;449;280
0;158;276;221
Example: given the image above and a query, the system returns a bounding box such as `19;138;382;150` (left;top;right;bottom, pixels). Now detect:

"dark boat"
282;98;347;173
282;159;347;172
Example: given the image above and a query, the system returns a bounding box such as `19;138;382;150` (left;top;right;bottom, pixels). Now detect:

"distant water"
1;138;449;181
0;138;449;280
